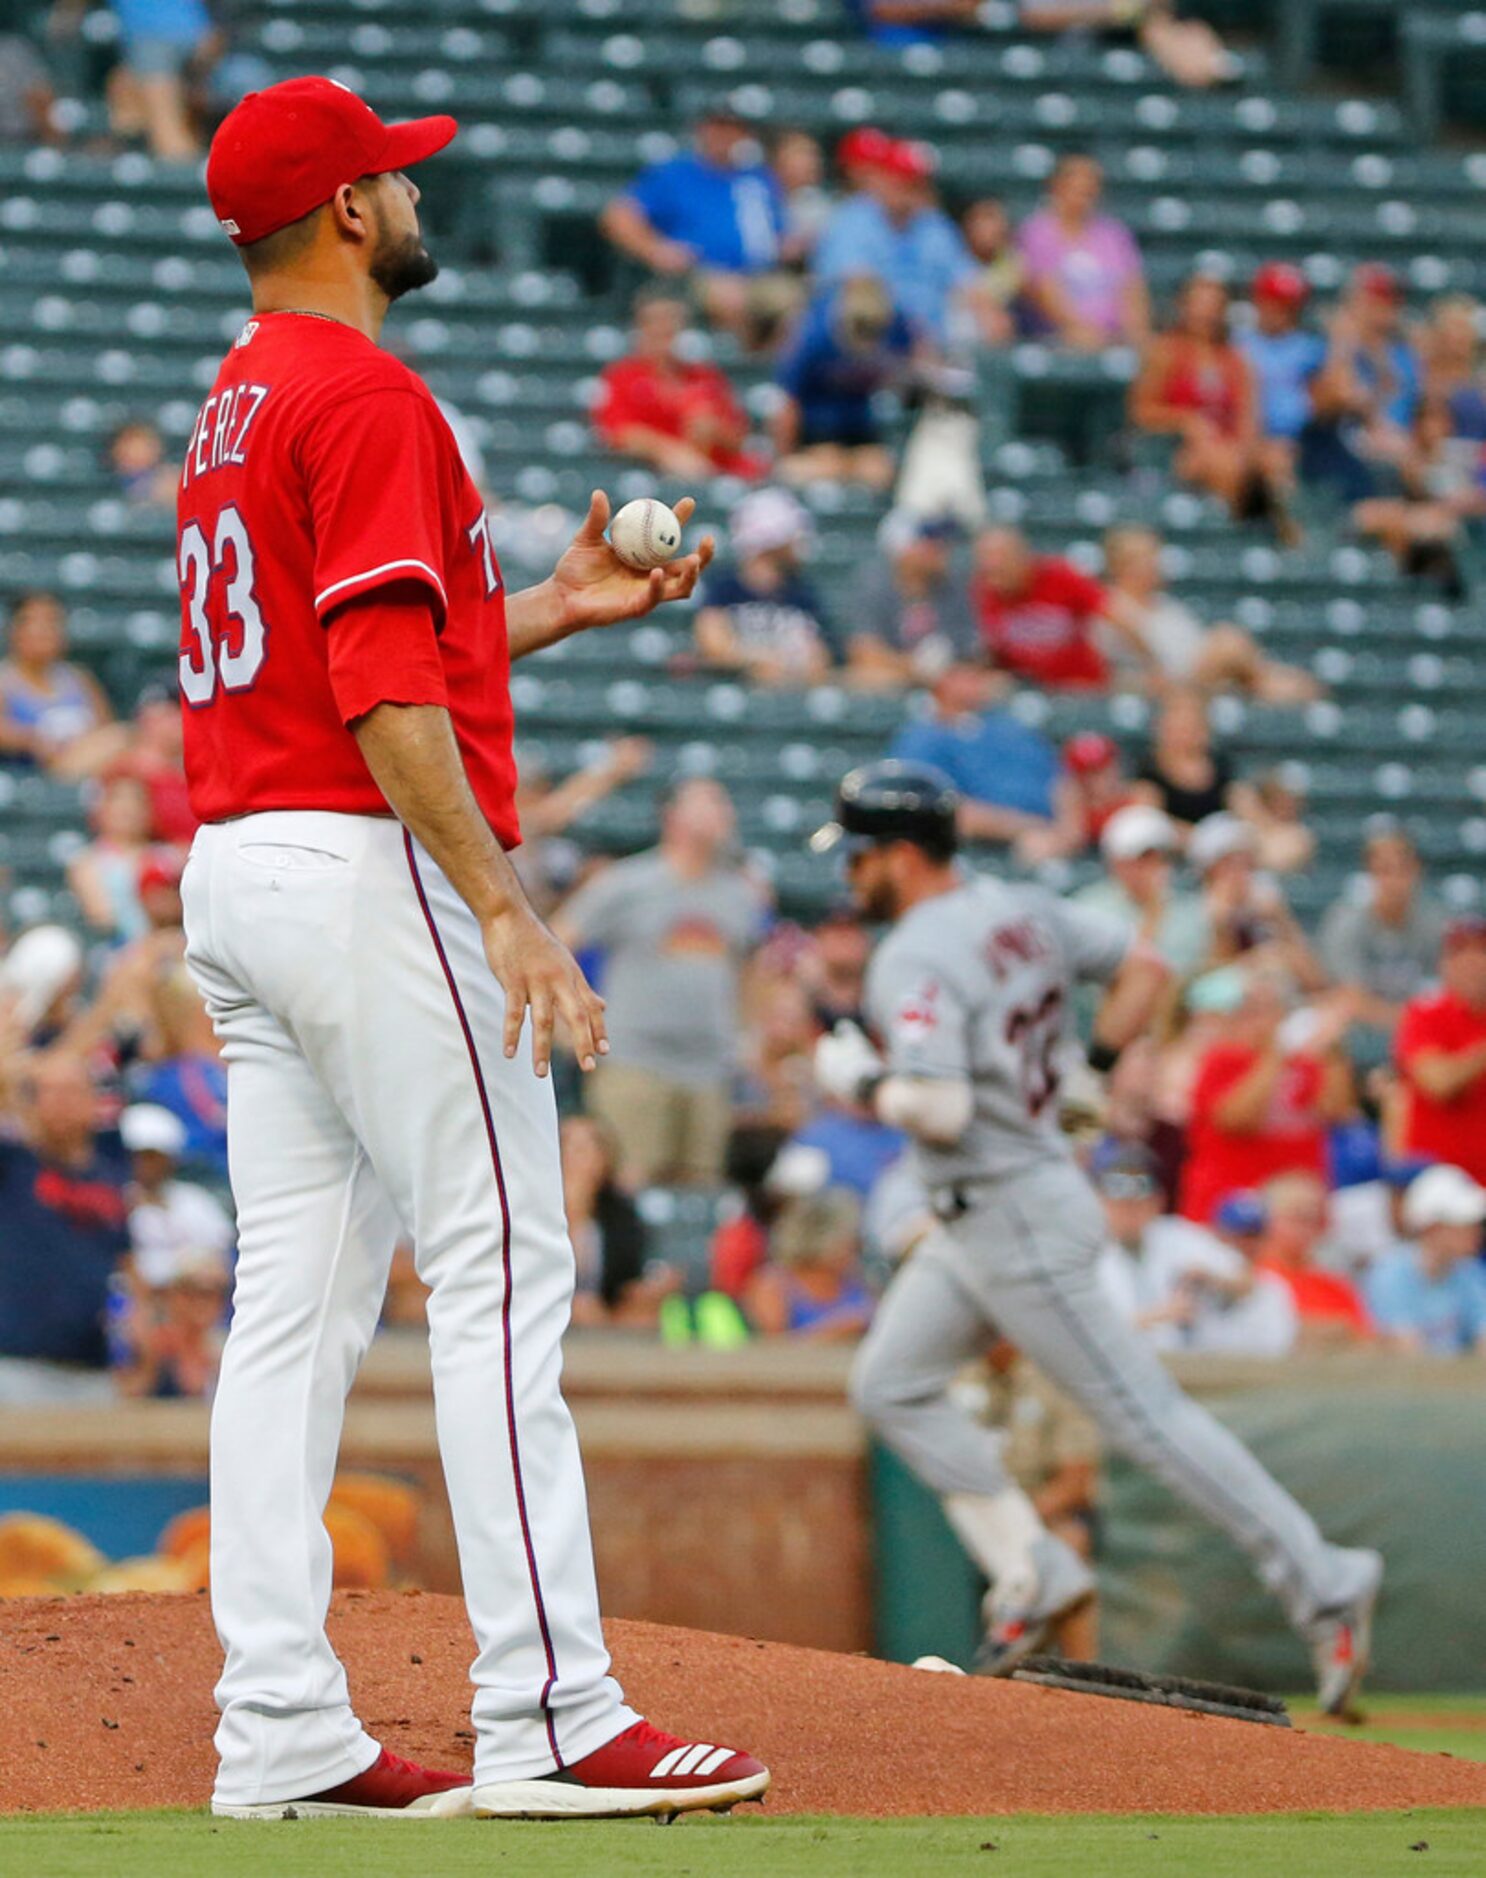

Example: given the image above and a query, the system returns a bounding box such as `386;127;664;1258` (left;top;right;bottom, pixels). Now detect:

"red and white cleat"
467;1718;771;1821
213;1746;474;1819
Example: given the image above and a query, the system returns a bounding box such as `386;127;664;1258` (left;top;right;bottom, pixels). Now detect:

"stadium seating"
2;0;1485;953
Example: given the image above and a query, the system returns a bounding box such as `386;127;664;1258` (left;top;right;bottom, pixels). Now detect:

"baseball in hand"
608;498;683;571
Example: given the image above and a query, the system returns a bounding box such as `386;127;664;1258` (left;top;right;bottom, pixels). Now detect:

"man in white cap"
0;924;84;1042
692;488;837;685
1189;812;1324;989
1365;1165;1486;1355
1075;803;1206;975
120;1103;234;1292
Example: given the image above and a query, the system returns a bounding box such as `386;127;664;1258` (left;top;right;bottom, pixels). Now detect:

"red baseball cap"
836;127;894;174
1065;731;1119;774
1353;261;1403;303
878;138;937;182
207;76;458;247
1251;261;1309;307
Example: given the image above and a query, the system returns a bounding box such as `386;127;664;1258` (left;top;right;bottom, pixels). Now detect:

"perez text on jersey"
176;311;518;842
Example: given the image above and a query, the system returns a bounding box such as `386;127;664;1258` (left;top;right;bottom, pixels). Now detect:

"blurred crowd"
3;0;276;162
6;2;1486;1438
595;114;1486;603
5;590;1486;1409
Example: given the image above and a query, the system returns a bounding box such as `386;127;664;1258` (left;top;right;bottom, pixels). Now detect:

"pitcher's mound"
2;1590;1483;1817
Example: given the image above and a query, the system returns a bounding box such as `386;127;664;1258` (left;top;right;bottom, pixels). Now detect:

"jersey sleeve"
325;591;449;725
1041;893;1132;986
867;944;974;1081
301;388;451;626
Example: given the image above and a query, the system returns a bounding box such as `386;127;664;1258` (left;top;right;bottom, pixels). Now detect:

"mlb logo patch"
893;980;940;1042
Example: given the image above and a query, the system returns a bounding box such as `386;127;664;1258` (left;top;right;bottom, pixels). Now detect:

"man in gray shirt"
812;759;1382;1715
1321;830;1446;1035
557;777;766;1184
845;518;980;689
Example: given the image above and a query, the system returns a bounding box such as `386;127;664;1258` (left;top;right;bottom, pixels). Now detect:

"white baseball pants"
851;1158;1376;1633
182;810;635;1807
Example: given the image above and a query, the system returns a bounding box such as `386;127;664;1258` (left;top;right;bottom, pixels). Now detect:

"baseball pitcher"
812;760;1381;1712
177;77;767;1821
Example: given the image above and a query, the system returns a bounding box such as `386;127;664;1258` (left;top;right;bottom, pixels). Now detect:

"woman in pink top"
1017;153;1150;351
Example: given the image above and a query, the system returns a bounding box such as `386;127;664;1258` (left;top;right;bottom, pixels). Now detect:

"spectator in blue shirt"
813;138;996;349
1422;295;1486;442
772;276;914;490
1240;264;1325;471
841;0;979;46
1366;1164;1486;1355
0;1052;128;1403
890;663;1060;846
1303;264;1422;502
779;1111;905;1200
600;106;796;340
129;962;228;1175
109;0;215;162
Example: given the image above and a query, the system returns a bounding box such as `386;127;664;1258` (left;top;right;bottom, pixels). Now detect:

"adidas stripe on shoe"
466;1718;770;1821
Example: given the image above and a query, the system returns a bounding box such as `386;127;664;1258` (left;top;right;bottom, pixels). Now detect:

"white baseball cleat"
973;1534;1096;1679
466;1719;770;1822
1310;1548;1384;1718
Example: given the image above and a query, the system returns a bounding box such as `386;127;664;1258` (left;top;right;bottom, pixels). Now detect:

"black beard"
370;230;439;302
856;876;900;924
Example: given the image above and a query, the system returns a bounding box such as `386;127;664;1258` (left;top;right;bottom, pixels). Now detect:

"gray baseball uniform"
851;873;1372;1632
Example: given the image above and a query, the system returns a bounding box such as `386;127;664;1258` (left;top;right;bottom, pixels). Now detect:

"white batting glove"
814;1020;885;1107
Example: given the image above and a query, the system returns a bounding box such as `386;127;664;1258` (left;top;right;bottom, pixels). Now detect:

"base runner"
811;760;1381;1714
177;77;768;1819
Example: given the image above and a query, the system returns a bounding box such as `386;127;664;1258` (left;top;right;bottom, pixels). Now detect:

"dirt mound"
1;1590;1481;1817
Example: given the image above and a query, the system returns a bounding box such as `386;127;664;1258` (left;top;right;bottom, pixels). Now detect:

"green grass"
4;1810;1485;1878
1292;1693;1486;1765
12;1707;1486;1875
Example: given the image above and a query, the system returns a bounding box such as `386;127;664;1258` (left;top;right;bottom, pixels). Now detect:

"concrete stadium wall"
1;1345;1481;1688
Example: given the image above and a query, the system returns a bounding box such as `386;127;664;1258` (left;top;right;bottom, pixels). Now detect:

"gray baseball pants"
850;1158;1367;1629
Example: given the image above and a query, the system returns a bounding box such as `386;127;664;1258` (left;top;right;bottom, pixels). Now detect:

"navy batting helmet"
809;759;960;862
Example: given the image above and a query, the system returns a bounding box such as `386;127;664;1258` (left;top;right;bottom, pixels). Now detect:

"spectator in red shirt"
1395;917;1486;1185
1256;1173;1371;1344
971;525;1157;689
1018;731;1138;864
116;682;197;848
1180;972;1353;1223
709;1126;790;1301
1130;273;1294;537
592;289;765;482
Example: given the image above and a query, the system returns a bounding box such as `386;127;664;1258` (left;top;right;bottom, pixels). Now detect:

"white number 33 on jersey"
178;507;267;705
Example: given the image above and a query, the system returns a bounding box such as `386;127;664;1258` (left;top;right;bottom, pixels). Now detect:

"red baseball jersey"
976;558;1110;690
176;310;519;845
1179;1042;1327;1222
1396;988;1486;1183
